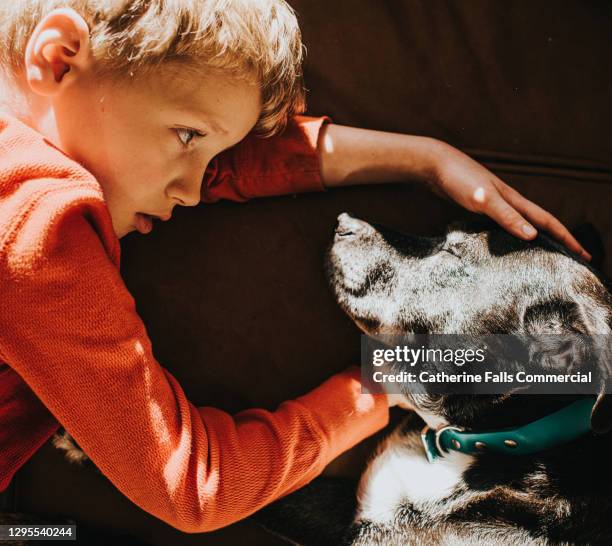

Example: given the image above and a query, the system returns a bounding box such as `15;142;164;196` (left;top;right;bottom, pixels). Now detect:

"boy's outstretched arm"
317;123;590;261
0;117;391;533
0;210;389;532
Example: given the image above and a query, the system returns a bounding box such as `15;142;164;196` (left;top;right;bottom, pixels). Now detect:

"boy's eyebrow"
175;104;229;135
203;118;228;135
186;107;228;135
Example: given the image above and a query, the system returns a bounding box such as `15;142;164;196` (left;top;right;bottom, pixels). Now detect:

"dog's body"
351;409;612;545
260;214;612;545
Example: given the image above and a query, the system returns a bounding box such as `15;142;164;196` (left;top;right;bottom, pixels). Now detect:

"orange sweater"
0;115;389;531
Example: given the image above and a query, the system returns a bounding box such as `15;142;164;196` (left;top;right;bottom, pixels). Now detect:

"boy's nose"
176;190;201;207
168;176;203;207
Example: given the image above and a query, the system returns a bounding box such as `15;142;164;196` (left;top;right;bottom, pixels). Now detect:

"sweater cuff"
201;115;331;203
286;115;331;195
295;366;389;470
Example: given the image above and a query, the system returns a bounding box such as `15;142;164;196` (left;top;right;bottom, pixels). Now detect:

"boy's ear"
25;8;91;96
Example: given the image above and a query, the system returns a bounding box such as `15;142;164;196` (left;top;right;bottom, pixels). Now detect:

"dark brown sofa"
11;2;612;544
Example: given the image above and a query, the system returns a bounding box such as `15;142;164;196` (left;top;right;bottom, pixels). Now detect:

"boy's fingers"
481;191;537;239
525;207;591;261
498;185;592;261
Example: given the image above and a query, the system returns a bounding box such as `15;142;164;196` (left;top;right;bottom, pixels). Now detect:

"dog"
258;213;612;545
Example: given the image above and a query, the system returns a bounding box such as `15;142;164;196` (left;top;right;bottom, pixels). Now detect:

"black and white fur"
258;214;612;545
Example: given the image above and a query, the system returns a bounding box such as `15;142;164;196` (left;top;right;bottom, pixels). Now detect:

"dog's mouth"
324;246;368;301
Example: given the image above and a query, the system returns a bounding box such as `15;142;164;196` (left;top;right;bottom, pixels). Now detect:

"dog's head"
326;213;612;432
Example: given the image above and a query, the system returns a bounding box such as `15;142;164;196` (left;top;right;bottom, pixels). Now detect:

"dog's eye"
441;246;462;259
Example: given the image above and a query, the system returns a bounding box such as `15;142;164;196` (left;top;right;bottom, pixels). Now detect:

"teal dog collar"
421;397;597;462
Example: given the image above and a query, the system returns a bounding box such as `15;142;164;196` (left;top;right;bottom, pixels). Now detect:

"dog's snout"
335;213;371;238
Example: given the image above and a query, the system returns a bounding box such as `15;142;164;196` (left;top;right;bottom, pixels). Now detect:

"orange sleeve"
0;209;388;532
201;115;330;203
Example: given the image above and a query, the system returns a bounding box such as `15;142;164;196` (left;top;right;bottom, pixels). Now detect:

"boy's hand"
318;124;591;261
430;143;591;261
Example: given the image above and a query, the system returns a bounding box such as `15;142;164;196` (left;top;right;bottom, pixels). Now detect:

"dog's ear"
522;299;590;374
591;347;612;433
591;385;612;434
522;299;588;337
523;299;612;433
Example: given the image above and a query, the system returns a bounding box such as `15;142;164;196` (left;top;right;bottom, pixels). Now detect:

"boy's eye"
175;128;204;146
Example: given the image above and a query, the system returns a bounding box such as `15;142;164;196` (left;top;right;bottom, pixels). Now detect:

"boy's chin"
111;213;140;239
113;219;132;239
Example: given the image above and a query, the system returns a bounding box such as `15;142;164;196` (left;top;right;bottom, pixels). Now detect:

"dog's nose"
335;213;370;238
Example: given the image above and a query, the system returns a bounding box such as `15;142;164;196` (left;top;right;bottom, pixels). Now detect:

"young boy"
0;0;588;533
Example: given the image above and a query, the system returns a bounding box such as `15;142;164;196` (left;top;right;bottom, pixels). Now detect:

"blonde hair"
0;0;306;136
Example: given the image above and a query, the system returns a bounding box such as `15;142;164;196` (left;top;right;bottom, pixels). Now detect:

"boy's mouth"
135;212;154;235
134;211;173;235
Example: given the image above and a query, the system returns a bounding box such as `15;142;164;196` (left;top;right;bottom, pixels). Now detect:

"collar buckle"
434;424;465;456
421;423;464;462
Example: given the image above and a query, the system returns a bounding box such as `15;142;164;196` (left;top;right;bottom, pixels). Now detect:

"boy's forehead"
141;66;261;131
152;64;259;101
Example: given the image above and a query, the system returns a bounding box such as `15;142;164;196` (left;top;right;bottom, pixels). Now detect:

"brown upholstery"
14;2;612;544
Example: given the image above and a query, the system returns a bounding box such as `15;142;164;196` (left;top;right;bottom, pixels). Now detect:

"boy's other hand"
430;143;591;261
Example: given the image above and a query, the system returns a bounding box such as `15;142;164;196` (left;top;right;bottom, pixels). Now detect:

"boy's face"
51;66;261;238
